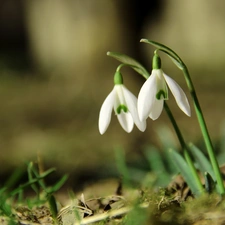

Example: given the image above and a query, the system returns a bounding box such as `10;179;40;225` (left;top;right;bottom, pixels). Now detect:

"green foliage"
107;51;150;79
0;161;68;223
204;172;216;193
140;39;184;70
115;147;132;187
144;146;171;187
169;148;202;196
123;206;148;225
189;143;215;180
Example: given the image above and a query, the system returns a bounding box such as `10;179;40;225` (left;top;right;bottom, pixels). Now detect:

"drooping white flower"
99;71;146;134
138;53;191;121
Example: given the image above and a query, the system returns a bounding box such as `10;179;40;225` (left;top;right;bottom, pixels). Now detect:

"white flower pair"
98;54;191;134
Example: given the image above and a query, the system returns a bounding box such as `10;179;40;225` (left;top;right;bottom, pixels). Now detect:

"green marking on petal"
156;90;167;100
116;105;128;114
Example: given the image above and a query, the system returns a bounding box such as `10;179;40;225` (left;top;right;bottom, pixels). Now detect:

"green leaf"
107;51;150;79
189;143;215;180
27;162;39;194
10;169;56;197
115;147;131;187
168;55;184;70
4;167;25;190
144;146;171;186
204;172;216;193
47;174;68;194
140;39;184;70
169;148;201;196
0;201;12;217
48;194;58;219
40;168;56;177
28;163;47;191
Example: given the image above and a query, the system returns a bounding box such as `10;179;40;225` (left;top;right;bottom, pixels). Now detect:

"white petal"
117;111;134;133
149;99;164;120
114;85;125;105
164;74;191;116
138;72;157;121
122;86;146;132
98;88;115;134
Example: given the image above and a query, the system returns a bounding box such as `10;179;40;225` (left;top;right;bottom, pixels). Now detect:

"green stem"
139;41;223;192
181;65;225;194
164;102;204;194
116;64;126;72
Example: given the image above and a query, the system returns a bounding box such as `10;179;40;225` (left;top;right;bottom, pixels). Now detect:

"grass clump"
0;161;68;224
0;157;225;224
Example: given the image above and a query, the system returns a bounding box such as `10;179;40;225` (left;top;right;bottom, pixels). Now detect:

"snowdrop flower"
138;53;191;121
99;71;146;134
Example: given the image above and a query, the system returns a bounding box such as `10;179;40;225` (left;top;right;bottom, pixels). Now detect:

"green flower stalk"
182;63;225;195
137;52;204;195
140;39;225;195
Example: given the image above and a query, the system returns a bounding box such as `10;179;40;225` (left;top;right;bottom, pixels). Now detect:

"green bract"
114;71;123;85
152;53;161;70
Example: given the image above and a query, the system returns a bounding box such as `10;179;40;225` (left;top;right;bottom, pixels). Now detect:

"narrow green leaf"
168;55;184;70
0;187;7;195
4;167;24;190
204;172;216;193
17;189;24;203
48;194;58;220
0;201;12;217
40;168;56;177
10;179;40;196
10;169;56;196
28;163;47;191
140;39;184;70
27;162;39;194
144;147;171;186
156;125;177;149
115;147;131;187
47;174;68;194
169;148;201;196
140;39;180;62
189;143;215;180
156;126;178;174
107;51;150;79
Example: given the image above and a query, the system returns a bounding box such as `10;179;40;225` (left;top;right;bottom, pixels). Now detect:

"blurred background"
0;0;225;189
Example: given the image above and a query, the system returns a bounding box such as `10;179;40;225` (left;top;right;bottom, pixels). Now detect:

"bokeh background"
0;0;225;188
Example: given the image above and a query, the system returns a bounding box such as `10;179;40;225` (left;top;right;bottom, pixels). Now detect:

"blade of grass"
204;172;216;193
4;168;25;190
28;162;47;191
48;194;58;220
47;174;68;194
115;147;131;187
169;148;201;196
189;143;215;180
144;146;171;186
27;162;40;195
10;168;56;196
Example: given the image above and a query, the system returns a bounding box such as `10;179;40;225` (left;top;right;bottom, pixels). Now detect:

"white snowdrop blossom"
138;54;191;121
99;71;146;134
